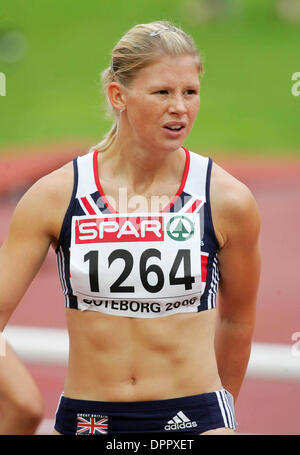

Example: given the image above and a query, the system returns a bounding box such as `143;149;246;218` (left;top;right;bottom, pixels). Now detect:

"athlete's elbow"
216;315;256;346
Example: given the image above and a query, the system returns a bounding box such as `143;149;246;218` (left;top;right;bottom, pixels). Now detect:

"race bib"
70;212;203;318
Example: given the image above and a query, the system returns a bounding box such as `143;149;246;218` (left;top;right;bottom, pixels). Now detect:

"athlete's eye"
155;90;169;95
184;89;197;95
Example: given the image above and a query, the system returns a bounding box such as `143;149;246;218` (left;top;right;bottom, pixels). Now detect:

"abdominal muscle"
63;307;222;402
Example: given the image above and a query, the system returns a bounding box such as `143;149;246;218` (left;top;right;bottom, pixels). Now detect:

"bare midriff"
63;307;222;402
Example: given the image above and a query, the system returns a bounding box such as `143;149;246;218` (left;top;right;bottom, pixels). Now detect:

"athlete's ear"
107;82;126;113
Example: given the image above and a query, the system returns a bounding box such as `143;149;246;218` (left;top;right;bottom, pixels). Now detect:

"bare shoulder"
31;160;74;206
210;161;258;211
17;160;73;209
210;162;260;248
12;160;74;243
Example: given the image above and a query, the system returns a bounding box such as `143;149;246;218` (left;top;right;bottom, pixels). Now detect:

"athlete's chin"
162;134;191;153
139;134;188;155
154;139;187;154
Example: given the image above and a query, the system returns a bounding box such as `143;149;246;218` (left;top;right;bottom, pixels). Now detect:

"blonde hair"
91;21;203;153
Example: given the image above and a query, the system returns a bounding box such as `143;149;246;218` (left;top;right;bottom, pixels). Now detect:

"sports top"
56;147;220;318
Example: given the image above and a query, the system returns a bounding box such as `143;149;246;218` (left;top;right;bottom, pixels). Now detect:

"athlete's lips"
162;121;187;130
162;121;187;138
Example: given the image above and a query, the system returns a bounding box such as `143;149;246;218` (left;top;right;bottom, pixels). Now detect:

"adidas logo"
164;411;197;431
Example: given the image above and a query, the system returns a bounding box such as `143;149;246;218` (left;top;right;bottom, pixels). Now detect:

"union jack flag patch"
76;414;108;435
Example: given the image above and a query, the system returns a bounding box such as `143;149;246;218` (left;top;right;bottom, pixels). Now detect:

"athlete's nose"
168;94;187;115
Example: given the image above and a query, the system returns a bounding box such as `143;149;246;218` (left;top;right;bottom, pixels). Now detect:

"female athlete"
0;21;261;435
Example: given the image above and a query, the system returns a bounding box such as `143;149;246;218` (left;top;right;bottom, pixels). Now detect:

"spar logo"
75;215;164;243
166;216;194;241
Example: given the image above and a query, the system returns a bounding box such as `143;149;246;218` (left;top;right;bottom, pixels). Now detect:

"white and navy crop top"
56;148;220;318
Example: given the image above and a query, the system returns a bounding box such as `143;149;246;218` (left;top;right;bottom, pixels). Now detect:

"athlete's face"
122;54;200;153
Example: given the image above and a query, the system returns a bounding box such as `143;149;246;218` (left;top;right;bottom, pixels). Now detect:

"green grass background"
0;0;299;157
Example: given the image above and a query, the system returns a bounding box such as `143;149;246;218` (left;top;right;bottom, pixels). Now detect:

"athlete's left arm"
212;172;261;403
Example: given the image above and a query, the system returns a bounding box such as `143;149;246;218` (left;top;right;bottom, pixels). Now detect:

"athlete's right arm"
0;181;54;328
0;164;73;434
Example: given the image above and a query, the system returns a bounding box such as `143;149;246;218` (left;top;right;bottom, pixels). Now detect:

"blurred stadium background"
0;0;300;435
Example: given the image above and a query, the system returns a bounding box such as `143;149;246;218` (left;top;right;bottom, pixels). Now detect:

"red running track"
0;149;300;435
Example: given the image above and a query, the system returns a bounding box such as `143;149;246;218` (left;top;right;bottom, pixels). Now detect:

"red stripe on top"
93;151;117;213
93;147;190;214
81;196;97;215
201;254;208;283
185;199;202;213
161;147;190;212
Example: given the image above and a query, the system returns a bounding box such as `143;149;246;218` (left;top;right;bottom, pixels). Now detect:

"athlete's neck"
99;140;186;194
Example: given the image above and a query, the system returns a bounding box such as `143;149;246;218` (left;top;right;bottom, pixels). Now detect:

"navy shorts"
54;388;237;435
